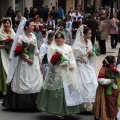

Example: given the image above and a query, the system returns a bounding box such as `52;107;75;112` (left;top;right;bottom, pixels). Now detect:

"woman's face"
35;17;40;22
55;33;64;46
84;30;92;40
48;37;53;44
110;59;116;68
40;19;43;23
3;21;11;30
60;25;64;30
113;13;117;18
26;21;35;32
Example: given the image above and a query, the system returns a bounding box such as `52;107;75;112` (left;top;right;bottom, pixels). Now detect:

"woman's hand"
69;64;74;70
0;45;10;49
61;61;68;67
110;79;115;83
87;51;93;56
20;55;33;65
4;45;10;49
27;59;33;65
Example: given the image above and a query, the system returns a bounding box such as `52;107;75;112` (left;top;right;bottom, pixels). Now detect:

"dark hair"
55;32;65;39
2;19;11;25
59;20;66;28
52;6;55;10
100;16;105;21
83;26;91;34
48;32;54;40
16;10;21;14
15;20;20;26
102;55;115;67
7;6;13;11
24;19;34;30
34;15;40;20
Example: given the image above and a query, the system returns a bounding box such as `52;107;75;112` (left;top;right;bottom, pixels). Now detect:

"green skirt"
0;55;7;92
36;88;84;115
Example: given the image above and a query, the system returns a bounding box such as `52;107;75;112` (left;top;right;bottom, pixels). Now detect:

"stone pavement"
94;37;120;75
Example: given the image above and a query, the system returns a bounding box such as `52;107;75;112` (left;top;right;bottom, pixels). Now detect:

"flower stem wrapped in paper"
14;41;35;60
50;52;70;66
5;38;13;54
0;37;13;54
106;68;120;95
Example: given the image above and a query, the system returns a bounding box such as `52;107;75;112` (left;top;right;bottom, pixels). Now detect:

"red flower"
14;44;23;55
51;52;62;65
76;20;81;25
112;68;119;73
5;38;13;42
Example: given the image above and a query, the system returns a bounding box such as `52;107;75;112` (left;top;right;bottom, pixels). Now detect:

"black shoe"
112;46;116;49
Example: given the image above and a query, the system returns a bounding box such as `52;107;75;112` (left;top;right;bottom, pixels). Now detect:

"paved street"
0;101;94;120
0;38;120;120
95;37;120;75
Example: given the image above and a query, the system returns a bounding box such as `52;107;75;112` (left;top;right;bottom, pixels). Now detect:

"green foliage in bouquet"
116;76;120;109
106;69;119;95
92;45;101;56
0;38;13;54
15;41;35;60
22;42;35;60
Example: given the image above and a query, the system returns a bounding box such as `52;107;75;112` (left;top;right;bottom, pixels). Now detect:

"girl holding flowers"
0;18;15;95
94;55;120;120
36;32;83;117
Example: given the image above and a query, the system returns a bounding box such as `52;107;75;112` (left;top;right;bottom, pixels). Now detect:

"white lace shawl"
0;21;15;74
72;25;96;66
42;42;83;106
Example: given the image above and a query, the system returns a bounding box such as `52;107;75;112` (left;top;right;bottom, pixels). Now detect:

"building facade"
0;0;119;18
0;0;9;18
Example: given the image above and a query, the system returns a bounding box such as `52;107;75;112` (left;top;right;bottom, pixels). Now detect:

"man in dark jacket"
38;5;48;22
84;15;99;45
50;6;58;20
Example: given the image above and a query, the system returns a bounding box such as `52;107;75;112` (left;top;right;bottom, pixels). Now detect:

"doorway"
102;0;110;7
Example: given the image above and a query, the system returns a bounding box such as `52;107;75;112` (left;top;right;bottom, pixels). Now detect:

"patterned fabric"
94;66;119;120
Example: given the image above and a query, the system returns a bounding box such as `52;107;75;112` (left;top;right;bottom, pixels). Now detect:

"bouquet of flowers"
106;68;119;95
92;45;101;56
0;38;13;54
51;52;69;66
14;41;35;60
4;38;13;54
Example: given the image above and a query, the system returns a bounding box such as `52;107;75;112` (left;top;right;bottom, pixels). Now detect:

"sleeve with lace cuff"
98;78;111;85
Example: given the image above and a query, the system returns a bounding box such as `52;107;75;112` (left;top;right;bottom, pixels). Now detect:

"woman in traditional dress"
2;19;43;110
72;26;98;112
40;31;54;79
0;18;15;95
36;32;83;117
94;55;119;120
39;18;46;37
56;20;72;46
33;15;43;49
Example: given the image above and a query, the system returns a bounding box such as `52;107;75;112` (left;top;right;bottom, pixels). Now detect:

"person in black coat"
38;5;48;22
24;7;29;19
5;6;16;27
84;15;99;45
49;6;59;21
